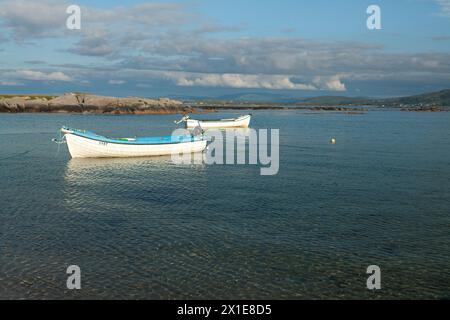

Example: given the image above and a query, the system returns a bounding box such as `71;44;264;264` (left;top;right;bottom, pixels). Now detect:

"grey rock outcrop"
0;93;189;114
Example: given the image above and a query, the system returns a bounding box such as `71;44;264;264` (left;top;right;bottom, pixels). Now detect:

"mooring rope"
52;130;66;157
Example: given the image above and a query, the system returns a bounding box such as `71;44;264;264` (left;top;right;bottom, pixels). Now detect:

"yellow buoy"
330;138;336;144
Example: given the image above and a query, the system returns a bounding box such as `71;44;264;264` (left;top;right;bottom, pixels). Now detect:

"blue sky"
1;0;449;98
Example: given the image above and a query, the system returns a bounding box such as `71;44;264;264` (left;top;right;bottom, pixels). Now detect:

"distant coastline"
0;89;449;114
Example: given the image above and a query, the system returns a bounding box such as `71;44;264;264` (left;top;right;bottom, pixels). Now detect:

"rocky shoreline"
193;104;370;112
0;93;193;114
1;94;367;114
400;106;444;112
0;92;448;114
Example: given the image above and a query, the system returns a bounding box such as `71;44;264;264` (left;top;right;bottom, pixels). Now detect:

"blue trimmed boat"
58;127;207;159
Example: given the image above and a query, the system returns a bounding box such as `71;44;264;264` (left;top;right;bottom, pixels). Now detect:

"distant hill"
377;89;450;107
182;89;450;112
192;89;450;109
1;89;449;113
216;92;297;103
298;96;372;106
292;90;450;108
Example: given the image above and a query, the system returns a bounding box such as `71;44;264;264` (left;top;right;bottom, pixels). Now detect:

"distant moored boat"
176;114;251;129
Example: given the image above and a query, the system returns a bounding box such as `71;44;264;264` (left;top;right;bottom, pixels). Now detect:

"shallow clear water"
0;110;449;299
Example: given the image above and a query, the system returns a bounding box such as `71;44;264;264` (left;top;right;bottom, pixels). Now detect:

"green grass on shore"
0;94;57;100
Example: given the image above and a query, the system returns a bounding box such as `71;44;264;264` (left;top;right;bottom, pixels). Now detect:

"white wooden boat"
57;127;207;159
176;114;251;129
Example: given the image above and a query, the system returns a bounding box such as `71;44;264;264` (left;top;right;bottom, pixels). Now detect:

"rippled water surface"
0;110;449;299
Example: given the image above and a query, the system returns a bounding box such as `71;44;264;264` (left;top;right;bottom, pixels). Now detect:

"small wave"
0;150;32;161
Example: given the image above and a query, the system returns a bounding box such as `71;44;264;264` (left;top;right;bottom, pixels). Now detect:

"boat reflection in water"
62;128;256;214
63;154;207;214
65;153;206;172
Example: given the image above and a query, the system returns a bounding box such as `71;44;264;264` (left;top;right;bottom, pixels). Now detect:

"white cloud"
69;30;116;56
436;0;450;16
13;70;71;81
108;80;125;85
0;0;192;40
165;72;345;91
84;3;191;27
173;73;314;90
0;80;24;86
0;0;448;94
313;75;347;92
0;0;68;39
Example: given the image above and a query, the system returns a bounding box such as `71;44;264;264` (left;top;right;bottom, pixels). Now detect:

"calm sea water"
0;110;449;299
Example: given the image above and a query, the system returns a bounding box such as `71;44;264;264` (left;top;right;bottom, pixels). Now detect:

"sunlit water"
0;110;449;299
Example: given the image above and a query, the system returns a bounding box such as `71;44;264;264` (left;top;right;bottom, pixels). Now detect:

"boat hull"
186;115;251;129
64;133;207;159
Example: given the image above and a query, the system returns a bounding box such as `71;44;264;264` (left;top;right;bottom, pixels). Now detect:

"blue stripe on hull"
62;127;200;145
